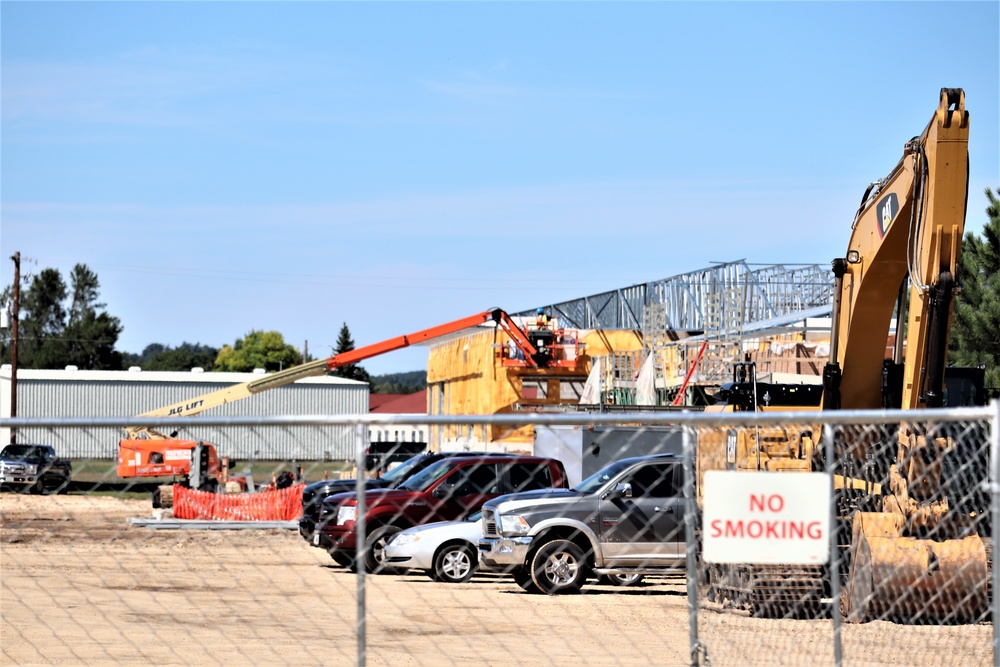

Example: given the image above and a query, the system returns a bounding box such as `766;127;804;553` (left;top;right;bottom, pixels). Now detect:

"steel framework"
516;260;834;335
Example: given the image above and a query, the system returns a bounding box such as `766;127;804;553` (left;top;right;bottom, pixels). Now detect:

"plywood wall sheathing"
426;328;644;447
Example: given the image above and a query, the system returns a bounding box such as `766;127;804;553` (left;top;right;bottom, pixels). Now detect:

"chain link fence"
1;406;997;666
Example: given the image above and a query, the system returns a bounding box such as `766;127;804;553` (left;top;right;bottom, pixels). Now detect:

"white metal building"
0;366;368;461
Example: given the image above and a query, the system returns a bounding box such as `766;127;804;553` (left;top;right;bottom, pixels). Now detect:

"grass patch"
81;490;151;500
70;459;358;485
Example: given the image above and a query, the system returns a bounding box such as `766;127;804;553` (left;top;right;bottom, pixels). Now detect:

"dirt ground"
1;494;992;667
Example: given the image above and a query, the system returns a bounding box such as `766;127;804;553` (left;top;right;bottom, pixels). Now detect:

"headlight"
389;533;420;547
24;465;38;475
499;514;531;536
337;505;357;525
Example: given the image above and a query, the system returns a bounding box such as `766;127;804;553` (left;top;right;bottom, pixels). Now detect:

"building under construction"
426;259;834;449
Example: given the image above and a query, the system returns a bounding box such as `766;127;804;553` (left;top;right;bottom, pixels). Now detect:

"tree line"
3;188;999;394
0;267;426;392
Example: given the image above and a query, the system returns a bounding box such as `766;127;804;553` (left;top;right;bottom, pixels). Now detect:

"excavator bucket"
843;512;988;623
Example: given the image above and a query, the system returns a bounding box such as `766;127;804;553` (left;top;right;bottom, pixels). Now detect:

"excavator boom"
698;89;986;624
825;88;969;412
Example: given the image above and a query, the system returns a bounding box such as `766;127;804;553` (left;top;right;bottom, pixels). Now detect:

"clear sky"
2;1;998;375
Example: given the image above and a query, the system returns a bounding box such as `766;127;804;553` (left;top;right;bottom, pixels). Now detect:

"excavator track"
705;563;825;618
749;565;825;618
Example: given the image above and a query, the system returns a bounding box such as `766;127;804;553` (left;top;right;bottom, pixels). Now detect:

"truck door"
503;461;557;493
598;462;684;564
428;463;499;521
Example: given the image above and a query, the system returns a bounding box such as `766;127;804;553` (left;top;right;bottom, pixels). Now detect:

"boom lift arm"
126;308;545;439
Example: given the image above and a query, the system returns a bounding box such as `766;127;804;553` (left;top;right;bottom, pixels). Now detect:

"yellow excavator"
826;87;987;623
699;88;989;622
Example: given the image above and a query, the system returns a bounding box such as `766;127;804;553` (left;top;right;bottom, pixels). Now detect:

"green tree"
137;343;220;371
12;268;69;368
215;330;303;372
124;342;219;370
68;264;102;320
63;264;123;370
950;187;1000;393
123;343;167;367
330;322;371;384
371;370;427;394
1;264;123;370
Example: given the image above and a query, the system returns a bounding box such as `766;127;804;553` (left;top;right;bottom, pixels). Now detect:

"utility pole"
9;252;20;445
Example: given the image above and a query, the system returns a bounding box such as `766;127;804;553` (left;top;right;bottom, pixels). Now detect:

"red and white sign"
702;471;830;564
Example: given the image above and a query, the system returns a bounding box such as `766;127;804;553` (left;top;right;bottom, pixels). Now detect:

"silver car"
383;511;484;583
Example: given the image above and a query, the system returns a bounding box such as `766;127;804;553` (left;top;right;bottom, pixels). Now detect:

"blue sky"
2;2;998;375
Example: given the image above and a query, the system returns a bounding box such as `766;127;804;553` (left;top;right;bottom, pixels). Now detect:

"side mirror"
431;485;450;499
614;482;632;499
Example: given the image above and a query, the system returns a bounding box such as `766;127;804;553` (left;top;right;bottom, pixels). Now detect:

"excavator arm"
823;88;969;412
820;89;988;623
700;90;984;623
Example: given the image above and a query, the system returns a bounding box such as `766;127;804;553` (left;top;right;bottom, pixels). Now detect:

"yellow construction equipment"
699;89;989;623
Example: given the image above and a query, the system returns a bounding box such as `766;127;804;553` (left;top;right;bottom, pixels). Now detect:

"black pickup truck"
365;441;428;473
0;444;73;494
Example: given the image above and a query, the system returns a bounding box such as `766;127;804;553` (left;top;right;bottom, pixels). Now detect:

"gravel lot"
1;494;992;666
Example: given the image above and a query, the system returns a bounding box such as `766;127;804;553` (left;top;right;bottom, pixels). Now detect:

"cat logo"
876;192;898;239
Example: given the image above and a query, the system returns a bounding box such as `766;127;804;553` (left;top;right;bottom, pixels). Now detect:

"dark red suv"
314;454;568;572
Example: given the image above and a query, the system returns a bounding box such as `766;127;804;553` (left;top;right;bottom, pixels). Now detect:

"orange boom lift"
117;308;582;487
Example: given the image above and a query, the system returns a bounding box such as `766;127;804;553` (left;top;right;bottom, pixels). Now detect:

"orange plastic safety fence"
172;483;305;521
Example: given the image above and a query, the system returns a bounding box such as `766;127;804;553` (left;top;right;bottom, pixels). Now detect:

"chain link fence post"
683;423;705;666
991;400;1000;667
354;421;367;667
824;423;843;667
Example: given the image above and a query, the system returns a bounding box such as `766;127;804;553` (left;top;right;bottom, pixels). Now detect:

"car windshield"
381;454;427;483
466;511;482;522
0;445;47;462
396;460;456;492
572;459;634;494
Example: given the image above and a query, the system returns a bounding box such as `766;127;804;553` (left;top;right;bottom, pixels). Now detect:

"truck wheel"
35;481;53;496
330;552;355;569
531;539;587;595
513;568;540;594
433;543;477;584
598;573;644;587
364;525;402;574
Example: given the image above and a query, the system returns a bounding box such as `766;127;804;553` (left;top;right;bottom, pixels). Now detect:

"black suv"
299;451;512;544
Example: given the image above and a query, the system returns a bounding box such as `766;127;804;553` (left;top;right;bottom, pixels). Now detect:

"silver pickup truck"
478;453;686;594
